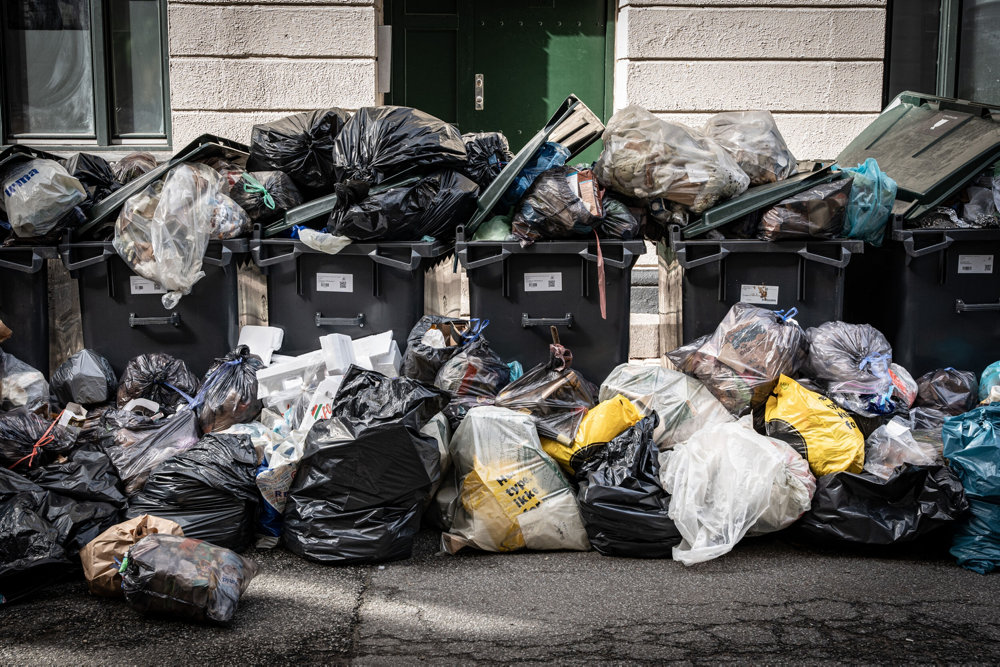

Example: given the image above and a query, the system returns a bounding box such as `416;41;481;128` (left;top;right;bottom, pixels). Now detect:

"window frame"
0;0;171;151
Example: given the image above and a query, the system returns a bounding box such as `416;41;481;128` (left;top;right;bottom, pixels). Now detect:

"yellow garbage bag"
540;394;642;477
764;375;864;477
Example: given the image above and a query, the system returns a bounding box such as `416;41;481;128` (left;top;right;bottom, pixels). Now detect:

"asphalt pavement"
2;530;1000;665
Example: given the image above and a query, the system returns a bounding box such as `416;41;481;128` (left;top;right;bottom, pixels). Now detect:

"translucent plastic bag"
916;368;978;416
498;141;570;209
434;336;511;400
50;349;117;407
0;349;49;413
805;321;895;416
195;346;264;433
703;111;797;186
594;106;749;213
249;108;351;191
80;514;185;598
442;406;590;554
112;152;157;184
980;360;1000;402
1;158;86;237
512;166;603;247
863;417;940;480
834;158;898;247
229;171;303;225
598;363;733;449
659;417;813;565
758;178;853;241
890;363;919;409
401;316;474;383
101;408;200;495
121;534;259;624
462;132;513;189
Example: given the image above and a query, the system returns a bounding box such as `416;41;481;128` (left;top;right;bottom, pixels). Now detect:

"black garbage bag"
401;316;476;383
512;166;603;247
0;409;79;472
331;106;467;186
126;433;259;552
434;336;511;400
112;152;157;184
330;365;449;431
121;533;259;624
116;353;200;411
26;448;126;508
60;153;122;207
805;322;896;417
576;415;681;558
462;131;513;189
195;346;264;434
797;464;969;545
249;108;351;191
327;169;478;242
758;178;853;241
50;349;118;407
100;408;201;496
598;196;641;240
228;171;303;225
915;368;978;416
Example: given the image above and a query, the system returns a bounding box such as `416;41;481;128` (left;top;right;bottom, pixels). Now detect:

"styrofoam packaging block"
371;340;401;377
256;349;327;399
319;333;356;375
352;330;394;360
238;325;284;366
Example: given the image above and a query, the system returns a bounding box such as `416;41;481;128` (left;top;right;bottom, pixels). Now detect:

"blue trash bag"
951;499;1000;575
498;141;571;209
979;360;1000;402
833;157;898;247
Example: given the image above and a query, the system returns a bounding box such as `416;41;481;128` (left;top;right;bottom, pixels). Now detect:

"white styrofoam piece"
297;375;344;435
371;340;401;377
238;325;284;366
319;333;357;375
256;349;327;399
352;330;394;360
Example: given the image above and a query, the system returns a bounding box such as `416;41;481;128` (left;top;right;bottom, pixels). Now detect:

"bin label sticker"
129;277;166;295
740;284;779;305
524;272;562;292
317;273;353;293
958;255;994;274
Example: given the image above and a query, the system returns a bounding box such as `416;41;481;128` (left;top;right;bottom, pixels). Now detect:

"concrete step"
628;312;660;360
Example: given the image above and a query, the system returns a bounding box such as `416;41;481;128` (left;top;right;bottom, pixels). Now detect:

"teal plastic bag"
833;158;898;247
951;499;1000;575
979;360;1000;402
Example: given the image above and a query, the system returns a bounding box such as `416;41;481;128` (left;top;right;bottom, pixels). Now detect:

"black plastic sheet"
100;408;201;496
576;415;681;557
126;433;259;552
51;349;118;407
61;153;122;208
116;353;200;411
598;196;641;240
229;171;303;225
462;131;513;189
249;109;351;191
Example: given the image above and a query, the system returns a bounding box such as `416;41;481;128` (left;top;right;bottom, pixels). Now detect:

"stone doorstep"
628;312;660;360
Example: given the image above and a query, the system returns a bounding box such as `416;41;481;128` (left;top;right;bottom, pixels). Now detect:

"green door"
385;0;611;162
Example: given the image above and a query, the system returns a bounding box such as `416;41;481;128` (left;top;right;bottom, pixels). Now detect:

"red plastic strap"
8;411;64;470
594;231;607;320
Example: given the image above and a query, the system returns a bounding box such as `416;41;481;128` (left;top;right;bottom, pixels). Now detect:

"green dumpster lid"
835;91;1000;221
464;94;605;238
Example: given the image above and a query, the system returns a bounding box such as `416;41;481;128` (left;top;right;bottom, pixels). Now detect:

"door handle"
475;73;484;111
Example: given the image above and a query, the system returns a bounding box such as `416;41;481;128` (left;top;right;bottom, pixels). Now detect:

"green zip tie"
242;173;276;210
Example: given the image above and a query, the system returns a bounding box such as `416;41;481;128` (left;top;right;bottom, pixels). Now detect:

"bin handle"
368;248;421;272
0;250;44;274
61;246;114;272
202;246;233;268
903;234;954;258
251;243;302;267
129;312;181;328
521;313;574;328
956;299;1000;313
457;246;511;270
674;245;729;269
796;246;853;269
315;312;366;328
578;247;634;270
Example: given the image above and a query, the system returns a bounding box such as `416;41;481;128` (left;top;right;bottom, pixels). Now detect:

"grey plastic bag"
51;349;118;407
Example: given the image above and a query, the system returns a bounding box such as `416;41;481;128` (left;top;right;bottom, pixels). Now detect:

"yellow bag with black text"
441;406;590;554
764;375;864;477
540;394;642;478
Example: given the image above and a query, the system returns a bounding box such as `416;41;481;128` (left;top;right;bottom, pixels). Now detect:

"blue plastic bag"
979;360;1000;402
833;158;898;247
951;499;1000;574
498;141;571;209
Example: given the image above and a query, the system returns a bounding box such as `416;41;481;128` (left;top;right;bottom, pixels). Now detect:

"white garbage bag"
863;416;940;480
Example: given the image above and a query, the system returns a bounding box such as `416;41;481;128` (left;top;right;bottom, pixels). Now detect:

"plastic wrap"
80;514;185;597
434;336;511;400
0;410;79;472
805;321;895;416
539;394;641;479
598;363;733;449
511;166;603;247
658;417;813;565
498;141;571;209
116;353;200;411
196;346;264;433
331;106;466;186
576;415;680;557
916;368;978;416
1;158;87;237
890;363;919;409
121;534;258;623
442;406;590;554
835;158;898;246
980;360;1000;402
229;171;303;225
462;131;513;189
683;303;806;416
494;344;598;445
327;169;478;242
61;153;122;208
126;433;259;551
594;106;749;213
50;349;117;407
764;375;865;477
863;417;940;480
101;408;200;495
758;178;853;241
0;349;49;413
702;111;797;186
750;437;816;536
112;152;158;184
249;108;351;191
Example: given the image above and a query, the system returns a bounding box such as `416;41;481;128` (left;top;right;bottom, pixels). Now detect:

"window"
885;0;1000;107
0;0;170;148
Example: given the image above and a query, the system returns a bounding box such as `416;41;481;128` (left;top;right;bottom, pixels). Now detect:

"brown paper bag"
80;514;184;597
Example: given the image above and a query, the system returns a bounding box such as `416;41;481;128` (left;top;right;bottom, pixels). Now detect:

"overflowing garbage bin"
840;92;1000;376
